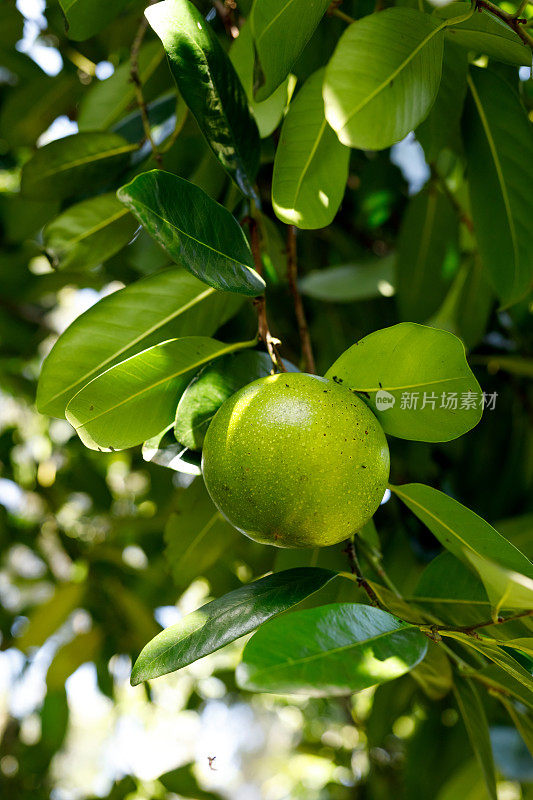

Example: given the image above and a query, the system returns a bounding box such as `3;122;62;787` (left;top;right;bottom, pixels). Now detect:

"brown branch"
344;538;385;609
438;608;533;636
475;0;533;46
249;219;287;372
286;225;316;374
430;165;474;234
130;17;163;167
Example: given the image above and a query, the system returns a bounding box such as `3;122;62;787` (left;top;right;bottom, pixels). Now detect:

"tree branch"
476;0;533;46
130;17;163;167
248;218;287;372
430;165;474;234
344;537;385;609
438;608;533;636
286;225;316;374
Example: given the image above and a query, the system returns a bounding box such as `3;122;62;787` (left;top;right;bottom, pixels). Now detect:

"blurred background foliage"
0;0;532;798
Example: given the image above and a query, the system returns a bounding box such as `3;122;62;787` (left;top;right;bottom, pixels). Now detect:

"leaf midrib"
35;143;136;181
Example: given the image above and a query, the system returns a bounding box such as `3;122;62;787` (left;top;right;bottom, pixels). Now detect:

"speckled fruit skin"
201;373;390;548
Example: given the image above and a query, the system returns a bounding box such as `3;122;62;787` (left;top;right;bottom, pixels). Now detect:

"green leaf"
323;8;445;150
474;662;533;711
159;764;224;800
175;351;296;450
145;0;260;195
46;629;103;691
21;132;136;201
463;67;533;306
325;323;482;442
454;676;497;800
117;170;265;295
463;551;533;615
410;641;453;700
250;0;331;101
300;255;395;302
43;193;137;271
272;68;350;229
131;568;335;684
58;0;131;40
436;760;487;800
396;187;459;323
78;41;165;131
416;42;468;161
445;633;533;693
15;582;85;652
143;427;202;475
37;269;243;418
499;695;533;758
437;3;531;66
229;21;294;139
237;603;428;696
392;483;533;583
65;336;254;450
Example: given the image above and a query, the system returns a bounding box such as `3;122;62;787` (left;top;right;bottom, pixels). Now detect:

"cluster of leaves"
1;0;533;797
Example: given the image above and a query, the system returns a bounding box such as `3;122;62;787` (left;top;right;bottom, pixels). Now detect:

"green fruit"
202;372;390;548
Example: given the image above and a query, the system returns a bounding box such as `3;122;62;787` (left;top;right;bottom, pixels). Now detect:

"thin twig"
249;218;287;372
130;18;163;167
286;225;316;374
344;537;385;609
438;608;533;635
358;539;403;599
476;0;533;46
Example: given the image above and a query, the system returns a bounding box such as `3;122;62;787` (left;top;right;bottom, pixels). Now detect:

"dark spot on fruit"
89;404;94;411
365;431;368;435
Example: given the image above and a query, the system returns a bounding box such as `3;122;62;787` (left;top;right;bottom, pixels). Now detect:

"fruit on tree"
201;372;390;548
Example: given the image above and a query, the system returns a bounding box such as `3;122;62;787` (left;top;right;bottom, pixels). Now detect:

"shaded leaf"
251;0;330;101
498;695;533;758
65;336;254;450
237;603;428;696
146;0;260;195
15;582;85;652
117;170;264;295
46;629;103;691
272;68;349;229
300;256;395;302
58;0;132;40
438;3;531;66
392;483;533;581
410;641;453;700
143;427;202;475
324;9;445;150
78;41;164;131
325;323;482;442
464;551;533;615
463;67;533;306
454;675;497;800
37;269;242;418
396;187;459;322
43;193;137;271
21;132;136;200
131;568;335;684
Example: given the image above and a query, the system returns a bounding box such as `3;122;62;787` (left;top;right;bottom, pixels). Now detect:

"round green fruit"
201;372;390;548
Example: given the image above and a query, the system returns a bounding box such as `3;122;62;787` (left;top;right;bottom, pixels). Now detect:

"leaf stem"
430;165;474;234
286;225;316;374
328;1;356;23
130;17;163;167
438;608;533;635
344;537;386;609
358;539;403;599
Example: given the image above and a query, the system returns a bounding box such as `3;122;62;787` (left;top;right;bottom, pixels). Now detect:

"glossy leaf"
237;603;428;696
464;551;533;615
438;3;531;66
474;662;533;711
463;67;533;306
21;132;136;200
323;9;445;150
229;21;294;139
131;568;335;684
117;170;265;295
251;0;330;101
78;41;164;131
175;351;296;450
145;0;260;195
392;483;533;581
396;187;459;322
416;42;468;161
445;633;533;692
454;676;497;800
325;323;482;442
58;0;131;40
65;336;254;450
43;193;137;271
272;69;349;229
37;269;243;418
